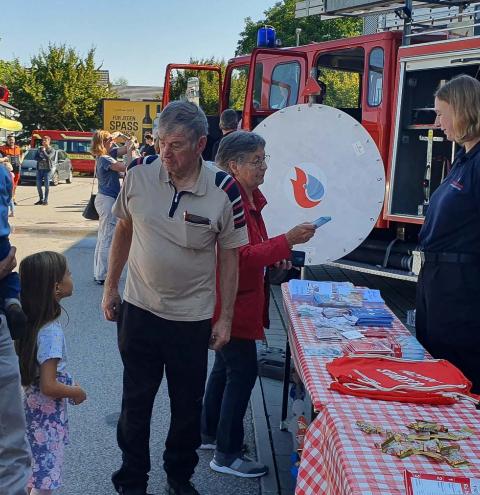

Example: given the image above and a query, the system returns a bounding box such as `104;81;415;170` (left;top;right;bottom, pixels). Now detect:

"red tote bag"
327;355;480;405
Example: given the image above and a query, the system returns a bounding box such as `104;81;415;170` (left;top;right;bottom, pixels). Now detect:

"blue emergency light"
257;26;276;48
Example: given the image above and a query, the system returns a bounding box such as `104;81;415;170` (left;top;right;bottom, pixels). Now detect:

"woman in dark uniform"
416;74;480;393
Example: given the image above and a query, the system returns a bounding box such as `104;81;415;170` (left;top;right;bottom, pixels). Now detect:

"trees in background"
236;0;361;55
167;1;362;115
167;58;246;115
235;0;362;110
0;44;115;139
1;0;363;137
168;58;223;115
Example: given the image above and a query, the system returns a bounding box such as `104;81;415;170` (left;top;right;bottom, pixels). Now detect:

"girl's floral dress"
23;320;72;491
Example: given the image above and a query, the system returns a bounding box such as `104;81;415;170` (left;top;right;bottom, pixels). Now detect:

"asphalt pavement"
12;176;98;235
10;179;263;495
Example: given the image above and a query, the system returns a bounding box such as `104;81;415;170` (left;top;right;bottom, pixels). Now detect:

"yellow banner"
103;99;162;144
67;153;94;160
0;117;22;132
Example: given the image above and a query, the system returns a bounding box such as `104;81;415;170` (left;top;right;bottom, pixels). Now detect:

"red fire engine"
163;1;480;280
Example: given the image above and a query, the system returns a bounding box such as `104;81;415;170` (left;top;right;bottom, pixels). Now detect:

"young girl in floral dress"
15;251;87;494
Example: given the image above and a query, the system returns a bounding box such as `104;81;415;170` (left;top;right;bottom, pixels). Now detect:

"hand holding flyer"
312;216;332;229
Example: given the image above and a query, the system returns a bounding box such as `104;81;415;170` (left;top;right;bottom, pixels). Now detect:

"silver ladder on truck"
295;0;480;45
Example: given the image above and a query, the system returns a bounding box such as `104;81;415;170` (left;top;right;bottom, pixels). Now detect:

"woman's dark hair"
15;251;67;386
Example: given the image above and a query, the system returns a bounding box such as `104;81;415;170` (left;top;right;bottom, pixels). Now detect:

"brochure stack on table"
281;280;480;495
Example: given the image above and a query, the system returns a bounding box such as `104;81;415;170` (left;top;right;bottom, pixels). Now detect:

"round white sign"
254;104;385;266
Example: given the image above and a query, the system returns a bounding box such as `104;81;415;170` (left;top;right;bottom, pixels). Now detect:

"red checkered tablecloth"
281;283;411;411
280;284;480;495
296;399;480;495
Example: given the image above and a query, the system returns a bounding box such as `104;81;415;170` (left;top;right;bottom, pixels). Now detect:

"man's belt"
420;251;480;264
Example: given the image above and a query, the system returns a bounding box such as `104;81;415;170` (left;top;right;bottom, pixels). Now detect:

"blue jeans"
201;338;258;458
36;169;50;201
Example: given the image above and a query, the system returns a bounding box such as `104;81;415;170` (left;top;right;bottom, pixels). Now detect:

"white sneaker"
210;455;268;478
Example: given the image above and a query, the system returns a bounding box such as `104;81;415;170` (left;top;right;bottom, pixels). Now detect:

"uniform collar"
159;158;207;196
456;140;480;163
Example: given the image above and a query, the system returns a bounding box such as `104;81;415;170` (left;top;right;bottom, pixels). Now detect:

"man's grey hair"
216;131;266;174
219;109;238;131
158;101;208;141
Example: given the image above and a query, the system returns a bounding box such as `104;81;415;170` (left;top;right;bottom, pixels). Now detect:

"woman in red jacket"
202;131;316;478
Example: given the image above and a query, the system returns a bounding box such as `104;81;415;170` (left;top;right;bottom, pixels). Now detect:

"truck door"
387;43;480;222
240;48;309;130
162;64;223;160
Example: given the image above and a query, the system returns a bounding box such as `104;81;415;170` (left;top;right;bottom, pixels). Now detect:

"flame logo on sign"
290;167;325;208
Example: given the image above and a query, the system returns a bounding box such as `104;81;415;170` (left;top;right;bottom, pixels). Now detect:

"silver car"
20;148;73;186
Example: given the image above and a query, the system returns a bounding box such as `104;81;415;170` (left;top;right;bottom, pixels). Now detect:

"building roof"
112;85;163;100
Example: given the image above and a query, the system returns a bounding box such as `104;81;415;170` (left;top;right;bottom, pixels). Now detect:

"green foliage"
0;44;116;139
236;0;362;55
168;58;254;114
234;0;363;111
322;69;360;108
228;66;248;111
169;58;224;115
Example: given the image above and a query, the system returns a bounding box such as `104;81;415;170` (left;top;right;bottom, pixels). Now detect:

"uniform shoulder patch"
214;171;246;229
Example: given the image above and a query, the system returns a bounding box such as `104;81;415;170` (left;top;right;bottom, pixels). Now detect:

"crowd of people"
1;74;480;495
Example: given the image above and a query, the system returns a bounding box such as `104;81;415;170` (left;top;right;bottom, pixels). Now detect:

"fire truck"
162;0;480;281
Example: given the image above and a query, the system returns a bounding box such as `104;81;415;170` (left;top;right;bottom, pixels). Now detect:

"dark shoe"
42;200;48;205
34;200;43;205
94;279;105;285
116;485;153;495
13;201;17;206
166;478;200;495
118;490;154;495
6;304;27;340
112;471;153;495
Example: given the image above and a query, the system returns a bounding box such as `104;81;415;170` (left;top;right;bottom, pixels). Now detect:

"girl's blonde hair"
15;251;67;386
435;75;480;144
90;130;110;157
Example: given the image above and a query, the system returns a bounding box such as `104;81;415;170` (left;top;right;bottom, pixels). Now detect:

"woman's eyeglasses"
245;155;270;168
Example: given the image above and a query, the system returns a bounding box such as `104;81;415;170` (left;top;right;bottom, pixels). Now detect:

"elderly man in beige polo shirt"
102;101;248;495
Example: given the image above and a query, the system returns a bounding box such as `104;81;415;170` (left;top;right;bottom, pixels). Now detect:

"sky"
1;0;274;86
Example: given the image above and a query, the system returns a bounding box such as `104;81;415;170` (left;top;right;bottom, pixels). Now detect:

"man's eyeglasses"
244;155;270;168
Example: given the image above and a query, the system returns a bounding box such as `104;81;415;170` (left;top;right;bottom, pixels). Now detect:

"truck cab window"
269;62;300;110
227;63;263;111
368;48;384;107
228;66;248;111
316;48;365;122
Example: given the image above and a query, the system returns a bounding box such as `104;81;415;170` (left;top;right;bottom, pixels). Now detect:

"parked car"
20;148;73;186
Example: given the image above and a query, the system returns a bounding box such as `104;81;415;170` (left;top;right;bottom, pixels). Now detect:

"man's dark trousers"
112;301;212;493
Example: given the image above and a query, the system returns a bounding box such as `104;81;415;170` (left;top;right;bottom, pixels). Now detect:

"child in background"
0;157;26;338
15;251;87;494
